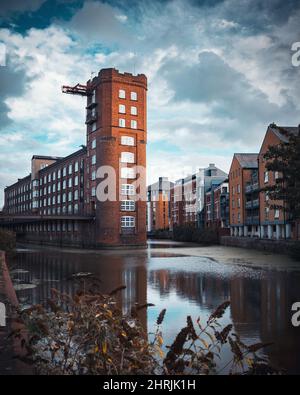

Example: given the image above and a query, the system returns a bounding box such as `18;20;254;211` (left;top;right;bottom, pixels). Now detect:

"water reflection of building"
11;251;148;332
230;272;300;374
149;269;230;309
149;266;300;374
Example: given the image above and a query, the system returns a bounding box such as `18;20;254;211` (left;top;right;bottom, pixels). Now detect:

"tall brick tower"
85;68;147;247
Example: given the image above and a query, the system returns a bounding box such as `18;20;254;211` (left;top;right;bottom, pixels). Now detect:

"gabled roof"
268;124;300;143
234;153;258;169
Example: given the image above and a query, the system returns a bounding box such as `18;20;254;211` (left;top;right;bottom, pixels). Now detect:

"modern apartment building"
170;164;228;229
229;124;300;240
147;177;173;232
1;68;148;248
205;179;230;234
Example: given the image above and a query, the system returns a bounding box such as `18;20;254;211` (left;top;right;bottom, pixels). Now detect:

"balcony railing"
85;110;98;124
246;199;259;209
245;182;259;194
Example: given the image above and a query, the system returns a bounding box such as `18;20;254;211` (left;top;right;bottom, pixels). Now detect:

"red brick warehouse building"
0;68;148;248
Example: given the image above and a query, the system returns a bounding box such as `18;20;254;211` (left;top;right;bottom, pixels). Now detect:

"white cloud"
0;0;299;208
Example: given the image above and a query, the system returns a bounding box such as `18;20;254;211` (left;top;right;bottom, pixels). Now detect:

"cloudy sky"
0;0;299;207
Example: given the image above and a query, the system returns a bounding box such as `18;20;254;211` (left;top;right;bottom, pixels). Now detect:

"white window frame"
119;104;126;114
121;216;135;228
130;106;137;115
119;89;126;99
119;118;126;128
121;200;135;211
121;152;135;163
121;167;135;179
131;120;137;129
121;184;135;196
121;135;135;146
130;91;137;101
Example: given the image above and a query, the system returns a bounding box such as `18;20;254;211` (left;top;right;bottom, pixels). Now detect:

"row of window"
40;161;81;185
90;135;135;150
119;90;137;101
118;105;137;115
25;221;79;232
24;216;135;231
119;119;138;129
39;176;81;194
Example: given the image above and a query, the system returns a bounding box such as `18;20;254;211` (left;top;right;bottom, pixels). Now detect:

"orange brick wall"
259;129;285;224
86;69;147;246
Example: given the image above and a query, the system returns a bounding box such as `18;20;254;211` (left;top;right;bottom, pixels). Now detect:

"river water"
9;240;300;374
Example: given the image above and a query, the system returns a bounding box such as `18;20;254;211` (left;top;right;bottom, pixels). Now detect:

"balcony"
246;199;259;209
85;110;98;124
245;182;259;194
86;100;97;109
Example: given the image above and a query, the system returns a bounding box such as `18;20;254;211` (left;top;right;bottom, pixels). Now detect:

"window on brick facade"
131;120;137;129
121;216;135;227
91;187;96;197
68;178;72;188
264;171;269;183
121;167;135;179
74;176;79;186
92;122;97;132
74;190;79;200
119;104;126;114
91;170;96;181
130;91;137;101
92;154;96;165
274;209;280;219
119;118;126;128
119;89;126;99
68;164;72;175
63;167;66;177
121;136;135;146
121;184;135;195
121;152;134;163
91;139;96;149
68;191;72;202
58;169;61;179
131;106;137;115
121;200;135;211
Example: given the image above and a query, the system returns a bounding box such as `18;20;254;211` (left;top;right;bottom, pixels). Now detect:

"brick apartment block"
229;124;300;240
0;68;148;248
